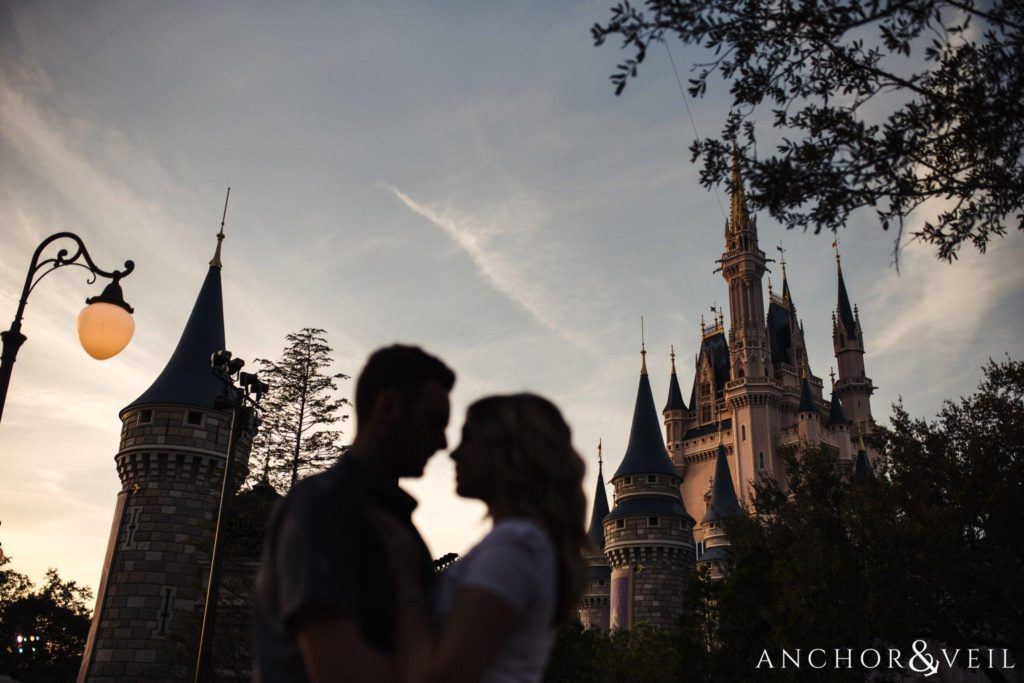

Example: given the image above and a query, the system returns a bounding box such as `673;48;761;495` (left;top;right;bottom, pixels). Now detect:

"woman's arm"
393;584;518;683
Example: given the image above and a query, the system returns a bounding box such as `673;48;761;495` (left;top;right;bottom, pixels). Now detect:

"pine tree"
248;328;351;491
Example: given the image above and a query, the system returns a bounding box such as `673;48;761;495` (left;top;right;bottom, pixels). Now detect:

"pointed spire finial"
210;187;231;269
598;438;603;470
776;241;787;275
728;137;747;233
640;316;647;375
832;236;842;270
830;366;836;387
670;344;677;374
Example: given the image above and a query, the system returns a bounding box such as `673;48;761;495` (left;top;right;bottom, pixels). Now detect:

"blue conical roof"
854;447;874;483
703;442;741;524
664;369;686;412
827;392;851;426
837;264;857;334
798;375;818;415
123;266;226;412
586;464;610;550
613;370;679;479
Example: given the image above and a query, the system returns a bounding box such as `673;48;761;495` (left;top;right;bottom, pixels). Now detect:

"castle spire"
853;426;874;482
702;441;741;525
664;345;687;412
640;316;647;376
586;440;611;550
835;242;856;334
728;140;748;233
209;188;230;270
124;203;228;413
613;345;679;479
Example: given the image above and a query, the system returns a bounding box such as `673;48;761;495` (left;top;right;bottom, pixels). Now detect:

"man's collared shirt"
254;454;433;682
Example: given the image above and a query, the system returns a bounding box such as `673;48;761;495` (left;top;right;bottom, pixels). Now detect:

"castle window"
138;409;153;424
647;475;656;483
648;517;659;527
695;541;704;558
623;477;632;485
185;410;204;427
598;580;605;586
741;424;747;441
759;452;765;470
155;586;176;636
616;519;625;530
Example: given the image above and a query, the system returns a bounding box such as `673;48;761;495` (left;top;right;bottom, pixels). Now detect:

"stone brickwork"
80;405;251;682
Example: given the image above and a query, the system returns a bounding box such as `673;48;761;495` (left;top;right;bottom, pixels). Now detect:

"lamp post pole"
194;351;267;683
0;232;135;425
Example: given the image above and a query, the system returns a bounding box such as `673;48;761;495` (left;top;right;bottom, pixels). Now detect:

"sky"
1;1;1021;596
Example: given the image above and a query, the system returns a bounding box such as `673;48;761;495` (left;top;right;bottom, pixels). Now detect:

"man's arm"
295;608;400;683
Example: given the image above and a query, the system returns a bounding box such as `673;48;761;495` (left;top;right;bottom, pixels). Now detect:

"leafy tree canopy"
248;327;351;492
0;557;93;682
593;0;1024;262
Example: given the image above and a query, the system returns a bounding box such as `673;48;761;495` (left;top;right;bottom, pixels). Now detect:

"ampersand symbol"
909;640;940;677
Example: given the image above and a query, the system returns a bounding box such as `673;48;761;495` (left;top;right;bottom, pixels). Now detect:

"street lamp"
194;350;268;683
0;232;135;425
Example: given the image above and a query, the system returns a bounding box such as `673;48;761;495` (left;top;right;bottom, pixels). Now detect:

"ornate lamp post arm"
0;232;135;425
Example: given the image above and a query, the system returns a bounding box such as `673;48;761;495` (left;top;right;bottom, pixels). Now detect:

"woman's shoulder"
477;518;554;561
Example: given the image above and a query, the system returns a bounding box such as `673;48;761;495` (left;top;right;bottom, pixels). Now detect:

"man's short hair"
355;345;455;424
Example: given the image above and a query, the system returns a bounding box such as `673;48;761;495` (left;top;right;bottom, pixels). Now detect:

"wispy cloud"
388;184;598;353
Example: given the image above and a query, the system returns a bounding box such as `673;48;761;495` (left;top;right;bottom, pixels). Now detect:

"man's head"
354;345;455;478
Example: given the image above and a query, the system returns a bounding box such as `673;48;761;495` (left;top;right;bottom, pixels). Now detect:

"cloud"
387;184;598;353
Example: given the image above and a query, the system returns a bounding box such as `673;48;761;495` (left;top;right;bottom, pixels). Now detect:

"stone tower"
720;148;774;508
579;441;611;631
78;230;252;682
832;251;875;436
605;344;694;630
662;347;688;465
695;441;742;580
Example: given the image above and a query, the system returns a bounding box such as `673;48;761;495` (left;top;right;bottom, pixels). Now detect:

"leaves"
246;328;352;492
593;0;1024;262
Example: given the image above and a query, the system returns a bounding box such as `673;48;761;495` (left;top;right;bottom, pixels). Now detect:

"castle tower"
605;343;694;630
579;441;611;631
79;224;253;682
663;346;688;470
826;371;853;467
797;369;822;447
721;146;770;381
695;441;742;580
832;249;875;435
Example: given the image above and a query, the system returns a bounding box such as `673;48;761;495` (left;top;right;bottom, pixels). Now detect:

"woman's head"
450;393;587;623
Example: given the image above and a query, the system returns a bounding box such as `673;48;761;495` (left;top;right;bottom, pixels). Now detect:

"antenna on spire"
640;316;647;375
210;187;231;269
829;366;836;388
670;344;677;373
598;438;603;470
776;241;787;274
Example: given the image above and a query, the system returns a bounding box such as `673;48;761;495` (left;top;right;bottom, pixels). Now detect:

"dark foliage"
247;328;351;492
593;0;1024;262
0;558;93;682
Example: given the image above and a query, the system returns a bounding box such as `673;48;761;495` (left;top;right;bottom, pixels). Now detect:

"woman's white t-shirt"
433;518;557;683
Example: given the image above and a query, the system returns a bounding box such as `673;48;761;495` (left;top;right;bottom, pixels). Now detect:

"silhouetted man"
254;345;455;682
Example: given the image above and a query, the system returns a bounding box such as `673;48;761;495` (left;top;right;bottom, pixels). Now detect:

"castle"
579;156;878;631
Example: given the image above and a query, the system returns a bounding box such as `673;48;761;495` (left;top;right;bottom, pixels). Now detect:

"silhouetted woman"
379;393;587;683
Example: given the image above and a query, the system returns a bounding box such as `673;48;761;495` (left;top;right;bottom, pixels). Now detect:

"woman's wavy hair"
465;393;587;624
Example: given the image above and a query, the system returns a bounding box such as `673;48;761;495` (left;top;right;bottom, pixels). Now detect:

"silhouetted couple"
254;345;588;682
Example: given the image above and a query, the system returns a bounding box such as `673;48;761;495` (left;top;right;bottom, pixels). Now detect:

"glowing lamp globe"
77;279;135;360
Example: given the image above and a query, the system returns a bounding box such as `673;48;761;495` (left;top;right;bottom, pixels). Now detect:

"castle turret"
827;370;853;466
696;441;742;580
79;217;253;682
579;441;611;630
853;427;875;483
832;249;875;435
721;145;770;381
797;369;822;446
663;346;689;470
605;342;694;630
